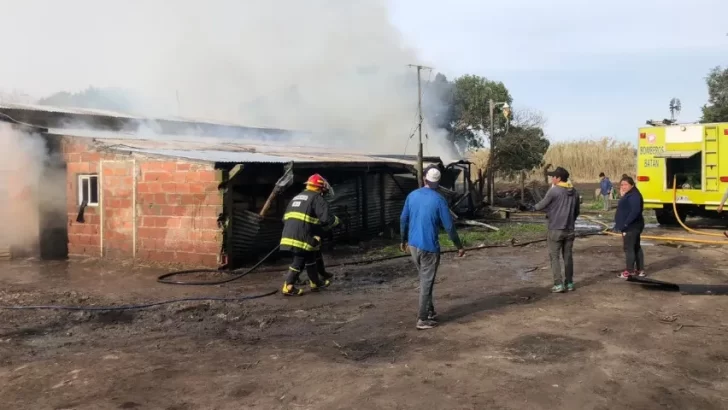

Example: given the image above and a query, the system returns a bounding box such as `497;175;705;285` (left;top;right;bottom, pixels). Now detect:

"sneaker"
282;283;304;296
427;311;438;321
551;284;565;293
309;279;331;292
637;270;646;277
416;319;438;330
618;271;631;279
566;283;575;292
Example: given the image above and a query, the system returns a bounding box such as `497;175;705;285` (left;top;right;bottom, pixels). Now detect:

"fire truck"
637;121;728;225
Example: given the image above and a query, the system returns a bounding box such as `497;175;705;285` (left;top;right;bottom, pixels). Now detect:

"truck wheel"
655;208;686;226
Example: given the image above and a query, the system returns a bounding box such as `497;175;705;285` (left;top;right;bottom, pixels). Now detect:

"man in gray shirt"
532;166;580;293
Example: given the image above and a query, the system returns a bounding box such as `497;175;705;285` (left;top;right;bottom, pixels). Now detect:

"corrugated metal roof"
44;127;440;167
118;148;300;163
0;102;137;119
111;146;440;167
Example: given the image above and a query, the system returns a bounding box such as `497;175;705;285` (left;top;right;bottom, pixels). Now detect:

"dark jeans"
547;229;575;286
284;250;324;286
623;230;644;272
409;246;440;321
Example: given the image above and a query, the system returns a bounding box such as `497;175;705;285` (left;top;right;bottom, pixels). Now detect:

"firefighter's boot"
281;282;304;296
282;268;304;296
306;263;330;292
315;253;333;281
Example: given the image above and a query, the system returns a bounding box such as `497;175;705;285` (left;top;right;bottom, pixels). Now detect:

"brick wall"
64;141;106;257
62;137;223;267
136;161;222;266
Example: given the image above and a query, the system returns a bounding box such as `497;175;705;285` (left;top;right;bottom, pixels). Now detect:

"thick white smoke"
0;0;457;160
0;124;66;256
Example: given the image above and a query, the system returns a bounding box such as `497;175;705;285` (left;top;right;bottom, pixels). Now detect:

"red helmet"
306;174;330;191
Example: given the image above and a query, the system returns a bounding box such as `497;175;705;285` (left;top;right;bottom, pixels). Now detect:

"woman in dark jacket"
613;176;645;278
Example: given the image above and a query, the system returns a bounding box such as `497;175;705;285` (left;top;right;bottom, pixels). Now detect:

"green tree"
493;123;549;178
450;75;512;150
701;66;728;123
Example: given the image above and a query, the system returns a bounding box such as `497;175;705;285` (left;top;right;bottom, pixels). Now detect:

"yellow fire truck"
637;121;728;225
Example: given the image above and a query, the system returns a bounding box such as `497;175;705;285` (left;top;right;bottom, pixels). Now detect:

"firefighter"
280;174;340;296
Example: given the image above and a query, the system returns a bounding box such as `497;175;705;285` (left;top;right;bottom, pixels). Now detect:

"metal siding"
327;178;363;241
384;175;418;231
228;172;418;261
230;207;283;260
365;174;384;236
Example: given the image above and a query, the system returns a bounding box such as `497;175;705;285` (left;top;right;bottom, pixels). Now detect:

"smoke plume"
0;0;457;160
0;124;66;257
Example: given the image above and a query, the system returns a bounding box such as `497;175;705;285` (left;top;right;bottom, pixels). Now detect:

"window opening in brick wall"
78;174;99;206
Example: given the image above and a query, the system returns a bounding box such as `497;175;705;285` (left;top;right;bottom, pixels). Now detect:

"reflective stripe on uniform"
284;212;321;225
280;237;320;251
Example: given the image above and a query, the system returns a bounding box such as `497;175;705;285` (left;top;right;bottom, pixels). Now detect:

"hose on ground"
670;176;726;238
581;215;728;245
0;246;284;311
579;175;728;245
0;227;603;311
157;245;281;285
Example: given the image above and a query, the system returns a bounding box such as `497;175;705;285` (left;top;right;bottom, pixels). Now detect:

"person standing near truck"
531;166;580;293
614;176;645;278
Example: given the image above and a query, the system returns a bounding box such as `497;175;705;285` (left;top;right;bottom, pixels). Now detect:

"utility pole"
486;99;511;205
408;64;432;187
488;99;495;205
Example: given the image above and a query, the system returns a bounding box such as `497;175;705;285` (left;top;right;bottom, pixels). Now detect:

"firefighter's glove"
322;216;341;232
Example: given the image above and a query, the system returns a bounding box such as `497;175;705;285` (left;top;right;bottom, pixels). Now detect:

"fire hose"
584;175;728;245
3;175;727;311
0;229;604;311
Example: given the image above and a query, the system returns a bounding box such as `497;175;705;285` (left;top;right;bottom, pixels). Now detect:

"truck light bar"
637;176;649;182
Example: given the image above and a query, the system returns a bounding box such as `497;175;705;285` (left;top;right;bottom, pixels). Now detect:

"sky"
389;0;728;141
0;0;727;147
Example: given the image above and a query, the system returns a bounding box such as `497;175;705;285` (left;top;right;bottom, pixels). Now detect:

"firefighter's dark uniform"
280;189;340;295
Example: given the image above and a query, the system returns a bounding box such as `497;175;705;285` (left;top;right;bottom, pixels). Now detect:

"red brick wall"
102;161;134;259
62;137;223;267
64;141;106;257
136;161;222;266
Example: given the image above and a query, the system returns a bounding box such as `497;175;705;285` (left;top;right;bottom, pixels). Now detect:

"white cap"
425;167;441;183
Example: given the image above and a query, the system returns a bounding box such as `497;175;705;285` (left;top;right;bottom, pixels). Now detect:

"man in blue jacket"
401;166;464;330
599;172;613;211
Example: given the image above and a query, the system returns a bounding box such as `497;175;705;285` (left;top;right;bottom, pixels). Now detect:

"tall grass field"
469;137;637;183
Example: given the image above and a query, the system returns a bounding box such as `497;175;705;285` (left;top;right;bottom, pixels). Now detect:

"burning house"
0;104;445;267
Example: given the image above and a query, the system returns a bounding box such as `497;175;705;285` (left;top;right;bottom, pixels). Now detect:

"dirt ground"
2;232;728;410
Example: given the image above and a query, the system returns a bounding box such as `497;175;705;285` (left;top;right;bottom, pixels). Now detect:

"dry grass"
469;137;636;183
